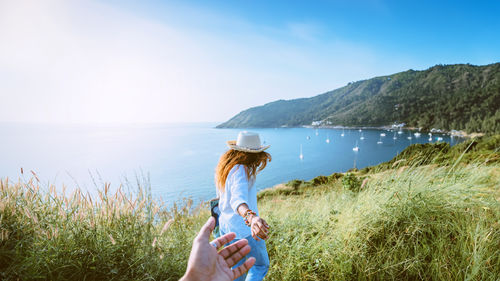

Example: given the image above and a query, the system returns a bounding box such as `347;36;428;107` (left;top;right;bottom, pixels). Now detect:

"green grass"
260;163;500;280
1;136;499;280
0;178;208;280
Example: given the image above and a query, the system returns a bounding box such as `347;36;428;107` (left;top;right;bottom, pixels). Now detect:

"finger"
211;232;236;250
195;217;215;243
250;228;259;241
257;230;268;240
261;219;270;228
253;224;268;236
251;230;260;241
256;221;268;233
233;257;256;279
225;244;251;268
218;239;248;259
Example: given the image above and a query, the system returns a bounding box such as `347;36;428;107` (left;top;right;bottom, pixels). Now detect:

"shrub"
342;173;361;192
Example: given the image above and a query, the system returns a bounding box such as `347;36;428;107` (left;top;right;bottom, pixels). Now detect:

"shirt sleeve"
229;165;249;212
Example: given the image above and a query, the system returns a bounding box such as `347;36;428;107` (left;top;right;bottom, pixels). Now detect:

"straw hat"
227;131;270;153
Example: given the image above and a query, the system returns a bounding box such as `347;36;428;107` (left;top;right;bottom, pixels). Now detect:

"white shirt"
217;164;259;239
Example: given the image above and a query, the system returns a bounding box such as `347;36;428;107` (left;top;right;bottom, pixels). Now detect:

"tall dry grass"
0;174;208;280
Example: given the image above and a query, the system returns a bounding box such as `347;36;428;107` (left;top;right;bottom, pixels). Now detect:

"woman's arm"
229;165;270;241
236;203;269;241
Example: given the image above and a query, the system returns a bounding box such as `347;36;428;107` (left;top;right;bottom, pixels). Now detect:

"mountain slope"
217;63;500;133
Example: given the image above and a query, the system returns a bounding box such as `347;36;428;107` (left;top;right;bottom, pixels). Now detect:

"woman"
215;131;272;281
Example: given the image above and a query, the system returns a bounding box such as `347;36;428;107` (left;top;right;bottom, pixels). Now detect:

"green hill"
217;63;500;134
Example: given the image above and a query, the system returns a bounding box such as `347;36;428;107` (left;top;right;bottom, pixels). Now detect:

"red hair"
215;149;271;192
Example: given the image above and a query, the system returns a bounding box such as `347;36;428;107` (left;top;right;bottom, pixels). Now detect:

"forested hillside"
217;63;500;133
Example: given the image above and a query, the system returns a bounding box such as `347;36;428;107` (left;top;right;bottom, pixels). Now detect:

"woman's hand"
249;216;270;241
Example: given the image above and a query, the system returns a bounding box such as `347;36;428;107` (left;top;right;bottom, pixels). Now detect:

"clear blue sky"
0;0;499;123
111;0;500;66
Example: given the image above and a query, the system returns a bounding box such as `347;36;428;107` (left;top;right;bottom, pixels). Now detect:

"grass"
260;163;500;280
0;177;208;280
1;135;499;280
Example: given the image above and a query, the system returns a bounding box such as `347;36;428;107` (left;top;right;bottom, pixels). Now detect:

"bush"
342;173;361;192
310;175;329;186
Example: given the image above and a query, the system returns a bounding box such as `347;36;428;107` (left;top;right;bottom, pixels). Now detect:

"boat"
414;132;421;137
315;129;319;136
352;141;359;151
299;144;304;160
306;136;311;140
428;137;433;142
398;128;403;135
341;128;345;137
393;132;397;140
326;133;330;143
380;133;386;137
377;136;383;144
360;132;365;140
437;137;443;141
358;129;362;132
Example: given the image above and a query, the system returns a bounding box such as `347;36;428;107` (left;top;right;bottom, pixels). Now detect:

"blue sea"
0;122;461;205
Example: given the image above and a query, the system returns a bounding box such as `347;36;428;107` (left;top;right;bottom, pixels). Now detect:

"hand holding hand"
181;217;255;281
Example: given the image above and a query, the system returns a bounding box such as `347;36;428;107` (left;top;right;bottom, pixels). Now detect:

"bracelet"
243;210;256;227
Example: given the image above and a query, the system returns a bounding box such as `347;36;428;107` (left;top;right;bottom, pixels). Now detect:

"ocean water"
0;123;460;205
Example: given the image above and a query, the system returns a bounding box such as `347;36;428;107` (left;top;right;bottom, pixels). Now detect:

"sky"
0;0;499;124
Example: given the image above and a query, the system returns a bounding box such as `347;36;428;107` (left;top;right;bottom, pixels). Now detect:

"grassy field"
1;136;499;280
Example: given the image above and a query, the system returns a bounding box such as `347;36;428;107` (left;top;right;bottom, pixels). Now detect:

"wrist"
243;209;257;226
180;269;205;281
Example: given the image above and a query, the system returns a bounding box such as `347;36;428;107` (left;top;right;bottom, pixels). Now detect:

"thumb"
196;216;215;243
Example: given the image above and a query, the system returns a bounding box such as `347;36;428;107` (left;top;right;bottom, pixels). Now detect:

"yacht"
353;141;359;151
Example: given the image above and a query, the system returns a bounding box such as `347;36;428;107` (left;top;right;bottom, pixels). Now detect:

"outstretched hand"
180;217;255;281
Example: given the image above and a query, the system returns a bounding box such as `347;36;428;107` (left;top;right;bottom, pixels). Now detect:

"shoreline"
302;125;483;138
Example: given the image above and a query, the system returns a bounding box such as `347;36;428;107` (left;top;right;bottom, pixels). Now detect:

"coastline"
302;125;483;138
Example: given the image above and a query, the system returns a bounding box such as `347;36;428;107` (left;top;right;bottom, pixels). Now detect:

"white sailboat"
299;144;304;160
341;128;345;137
437;137;443;141
407;131;412;140
352;140;359;151
414;132;421;137
315;129;319;136
358;129;362;132
380;133;386;137
326;133;330;143
377;136;383;144
393;131;397;140
398;128;403;135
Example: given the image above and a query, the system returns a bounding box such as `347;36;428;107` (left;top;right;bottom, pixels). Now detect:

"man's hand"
180;217;256;281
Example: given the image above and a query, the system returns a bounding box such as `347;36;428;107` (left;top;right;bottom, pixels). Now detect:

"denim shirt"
217;164;258;239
